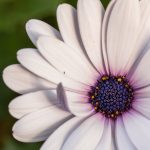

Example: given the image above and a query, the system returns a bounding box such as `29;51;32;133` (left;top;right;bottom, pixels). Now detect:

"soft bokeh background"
0;0;109;149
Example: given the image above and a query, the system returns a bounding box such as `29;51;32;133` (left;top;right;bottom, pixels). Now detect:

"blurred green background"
0;0;109;149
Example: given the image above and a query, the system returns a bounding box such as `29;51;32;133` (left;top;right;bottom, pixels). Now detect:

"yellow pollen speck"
125;84;129;88
94;107;98;110
102;76;109;81
117;78;122;82
111;114;115;118
91;96;95;99
96;87;99;90
115;111;119;115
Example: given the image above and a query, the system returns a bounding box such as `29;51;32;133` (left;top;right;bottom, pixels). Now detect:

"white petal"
9;90;58;119
57;83;70;111
17;48;89;92
37;36;98;85
116;117;136;150
57;4;95;72
77;0;105;72
127;0;150;75
13;106;72;142
101;0;116;74
133;98;150;119
106;0;140;75
26;19;61;46
57;4;84;54
65;91;95;116
135;86;150;98
62;114;105;150
67;102;94;117
3;64;55;94
123;111;150;150
129;48;150;88
41;117;86;150
57;83;94;117
95;120;113;150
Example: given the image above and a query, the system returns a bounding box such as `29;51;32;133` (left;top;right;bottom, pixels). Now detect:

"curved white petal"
57;83;94;116
102;0;116;74
41;117;86;150
57;83;88;104
57;4;84;54
67;102;94;117
57;4;96;72
95;120;112;150
123;111;150;150
65;94;94;117
133;98;150;119
116;117;136;150
77;0;105;72
3;64;56;94
37;36;98;85
62;114;105;150
129;48;150;88
26;19;61;46
106;0;140;75
17;48;89;92
57;83;70;112
9;90;58;119
127;0;150;75
13;106;72;142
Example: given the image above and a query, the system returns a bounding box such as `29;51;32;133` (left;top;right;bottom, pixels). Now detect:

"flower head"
3;0;150;149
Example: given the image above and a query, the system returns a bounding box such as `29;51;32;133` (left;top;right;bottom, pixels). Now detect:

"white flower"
3;0;150;149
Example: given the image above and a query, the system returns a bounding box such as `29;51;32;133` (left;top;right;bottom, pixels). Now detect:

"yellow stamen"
111;114;115;118
94;107;98;111
96;86;99;90
117;78;122;82
102;76;109;81
125;84;129;88
115;111;119;115
91;95;95;99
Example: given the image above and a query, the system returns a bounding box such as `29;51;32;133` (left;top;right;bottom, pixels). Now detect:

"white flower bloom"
3;0;150;149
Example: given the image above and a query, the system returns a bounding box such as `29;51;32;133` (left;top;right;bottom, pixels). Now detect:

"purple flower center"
89;75;134;119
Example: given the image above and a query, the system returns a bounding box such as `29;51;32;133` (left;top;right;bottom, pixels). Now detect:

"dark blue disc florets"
89;75;134;119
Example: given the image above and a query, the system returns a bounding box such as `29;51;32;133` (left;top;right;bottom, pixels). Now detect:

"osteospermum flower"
3;0;150;149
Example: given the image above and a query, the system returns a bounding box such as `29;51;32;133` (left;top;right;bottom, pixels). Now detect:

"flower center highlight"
89;75;134;119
